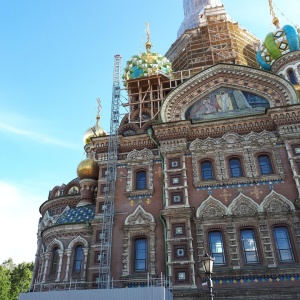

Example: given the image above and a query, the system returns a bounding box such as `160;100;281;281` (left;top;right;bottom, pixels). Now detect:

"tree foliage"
0;259;33;300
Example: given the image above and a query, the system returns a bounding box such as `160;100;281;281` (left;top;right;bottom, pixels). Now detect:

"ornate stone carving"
122;205;156;277
228;193;259;216
196;196;227;219
125;205;154;225
190;131;283;189
260;190;295;213
126;148;154;193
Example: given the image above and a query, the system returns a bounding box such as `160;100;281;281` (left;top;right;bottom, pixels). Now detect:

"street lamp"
201;252;215;300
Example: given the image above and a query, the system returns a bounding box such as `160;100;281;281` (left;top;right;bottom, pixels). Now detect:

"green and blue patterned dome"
257;23;300;71
123;40;172;81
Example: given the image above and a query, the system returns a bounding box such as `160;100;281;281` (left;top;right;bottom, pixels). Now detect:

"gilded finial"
145;22;152;52
268;0;280;29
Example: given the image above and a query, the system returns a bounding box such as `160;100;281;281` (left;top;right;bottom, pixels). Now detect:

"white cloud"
0;181;41;264
0;112;80;149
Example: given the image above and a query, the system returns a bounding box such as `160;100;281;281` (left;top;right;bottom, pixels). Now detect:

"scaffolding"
122;73;173;129
98;54;122;289
166;5;259;72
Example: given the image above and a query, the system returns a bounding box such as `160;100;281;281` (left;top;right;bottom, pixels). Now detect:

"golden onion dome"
83;115;107;145
77;158;99;180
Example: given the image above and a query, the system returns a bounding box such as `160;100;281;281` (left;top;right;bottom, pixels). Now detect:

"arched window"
208;231;226;265
287;69;298;84
136;171;146;190
229;158;243;178
51;247;59;274
201;161;214;180
73;245;83;273
134;238;147;272
273;227;294;262
258;155;273;175
240;229;259;264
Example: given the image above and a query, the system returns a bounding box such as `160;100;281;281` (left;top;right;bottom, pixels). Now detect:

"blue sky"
0;0;299;264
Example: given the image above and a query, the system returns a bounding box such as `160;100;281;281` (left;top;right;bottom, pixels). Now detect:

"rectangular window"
174;245;187;259
134;239;147;272
174;268;189;284
102;168;107;177
171;192;183;204
173;224;186;236
229;158;243;178
201;161;214;180
170;175;181;185
293;145;300;155
208;231;226;265
273;227;294;262
94;251;100;263
169;159;180;169
240;229;259;264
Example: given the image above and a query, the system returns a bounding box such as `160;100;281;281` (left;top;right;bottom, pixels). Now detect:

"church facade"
29;1;300;299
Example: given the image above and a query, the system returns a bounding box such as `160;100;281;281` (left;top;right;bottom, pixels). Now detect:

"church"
21;0;300;299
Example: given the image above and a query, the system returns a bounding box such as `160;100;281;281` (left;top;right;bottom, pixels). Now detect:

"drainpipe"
147;128;168;278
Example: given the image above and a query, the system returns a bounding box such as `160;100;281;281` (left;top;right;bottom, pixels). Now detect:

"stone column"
149;225;156;276
55;250;64;282
63;249;72;282
38;255;45;283
82;248;89;281
187;218;196;288
163;159;169;208
42;252;50;283
258;216;276;267
226;221;240;269
166;217;172;281
285;141;300;197
182;155;189;207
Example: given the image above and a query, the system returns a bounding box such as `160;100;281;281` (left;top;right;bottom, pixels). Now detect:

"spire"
177;0;223;38
145;22;152;53
268;0;280;29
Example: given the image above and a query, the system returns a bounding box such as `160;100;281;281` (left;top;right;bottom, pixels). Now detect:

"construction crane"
98;54;122;289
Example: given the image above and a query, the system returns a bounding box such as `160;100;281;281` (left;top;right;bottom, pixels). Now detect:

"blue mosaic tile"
56;204;95;224
197;179;283;191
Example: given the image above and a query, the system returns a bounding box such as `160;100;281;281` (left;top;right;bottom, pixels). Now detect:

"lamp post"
201;252;215;300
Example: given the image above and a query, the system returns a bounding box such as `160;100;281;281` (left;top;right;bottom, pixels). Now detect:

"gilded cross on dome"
96;98;102;116
268;0;280;28
145;22;152;52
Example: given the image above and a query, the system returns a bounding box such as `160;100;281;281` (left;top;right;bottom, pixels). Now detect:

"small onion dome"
83;115;107;145
257;24;300;71
122;45;172;81
77;158;99;180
